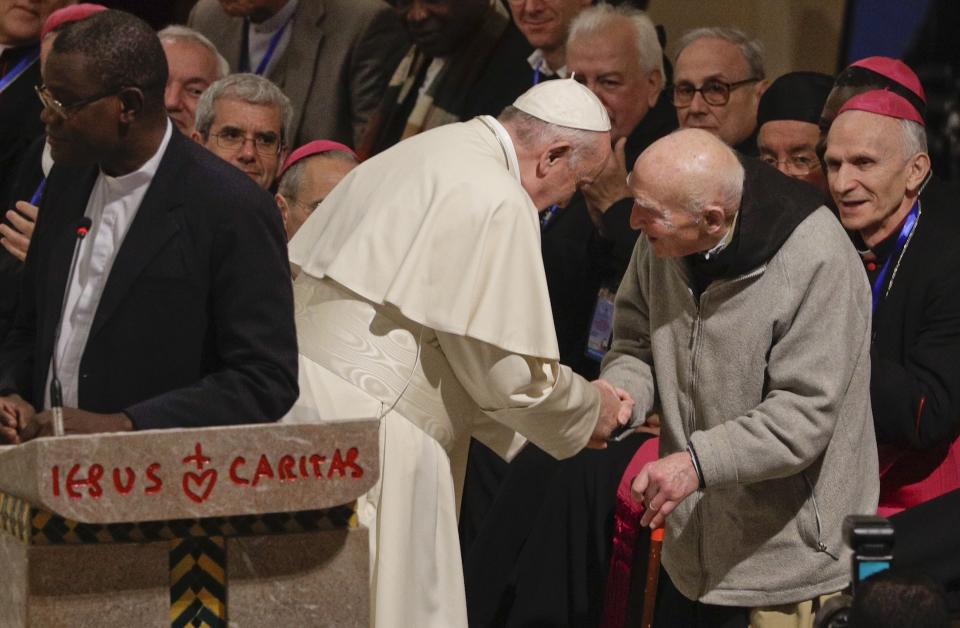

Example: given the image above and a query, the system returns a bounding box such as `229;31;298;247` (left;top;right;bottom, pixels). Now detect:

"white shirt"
527;49;567;80
247;0;298;76
45;121;174;409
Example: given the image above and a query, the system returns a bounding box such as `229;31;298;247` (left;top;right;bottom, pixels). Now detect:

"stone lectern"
0;420;379;627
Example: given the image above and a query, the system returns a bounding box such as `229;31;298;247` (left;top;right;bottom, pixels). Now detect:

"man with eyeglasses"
0;10;297;443
193;72;291;190
756;71;833;193
671;26;767;155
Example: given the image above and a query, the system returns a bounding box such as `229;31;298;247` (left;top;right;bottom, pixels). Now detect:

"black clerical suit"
866;176;960;513
0;130;298;429
0;45;43;214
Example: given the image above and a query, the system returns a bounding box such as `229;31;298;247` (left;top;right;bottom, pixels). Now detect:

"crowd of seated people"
0;1;957;627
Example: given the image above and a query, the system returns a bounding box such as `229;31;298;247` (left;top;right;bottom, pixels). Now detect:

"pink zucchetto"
837;89;925;126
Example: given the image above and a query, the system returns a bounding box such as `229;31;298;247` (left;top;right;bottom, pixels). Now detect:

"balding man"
287;79;632;627
274;140;357;240
603;128;877;626
0;10;296;443
193;73;291;190
158;25;228;137
672;27;767;154
825;89;960;518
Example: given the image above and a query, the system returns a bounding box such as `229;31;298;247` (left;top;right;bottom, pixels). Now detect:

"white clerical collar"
478;115;521;183
702;210;739;260
527;49;567;79
99;119;173;190
251;0;298;34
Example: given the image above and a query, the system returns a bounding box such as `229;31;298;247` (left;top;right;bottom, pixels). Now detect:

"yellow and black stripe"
169;536;227;628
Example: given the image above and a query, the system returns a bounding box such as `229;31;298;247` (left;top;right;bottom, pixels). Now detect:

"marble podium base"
0;525;368;627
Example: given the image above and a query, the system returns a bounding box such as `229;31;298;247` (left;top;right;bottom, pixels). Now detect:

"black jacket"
0;130;299;429
869;177;960;451
0;47;42;210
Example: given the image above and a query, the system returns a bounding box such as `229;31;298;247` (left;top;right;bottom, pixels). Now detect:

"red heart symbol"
182;469;217;503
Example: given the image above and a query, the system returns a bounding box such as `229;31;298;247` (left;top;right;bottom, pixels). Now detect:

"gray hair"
900;118;928;159
157;25;230;80
567;3;664;77
277;150;359;198
194;73;294;144
674;26;765;80
498;106;605;169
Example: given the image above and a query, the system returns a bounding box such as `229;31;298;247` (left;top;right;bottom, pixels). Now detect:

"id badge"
585;287;616;362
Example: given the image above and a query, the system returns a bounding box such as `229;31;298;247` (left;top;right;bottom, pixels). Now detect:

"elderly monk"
605;128;877;627
756;71;833;193
286;79;633;628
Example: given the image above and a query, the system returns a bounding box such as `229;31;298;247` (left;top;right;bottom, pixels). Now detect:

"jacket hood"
693;155;831;280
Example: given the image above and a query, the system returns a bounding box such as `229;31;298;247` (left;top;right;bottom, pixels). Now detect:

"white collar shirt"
45;120;174;409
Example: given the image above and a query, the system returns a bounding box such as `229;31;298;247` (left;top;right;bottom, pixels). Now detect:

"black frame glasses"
35;83;124;119
672;78;761;107
210;129;282;156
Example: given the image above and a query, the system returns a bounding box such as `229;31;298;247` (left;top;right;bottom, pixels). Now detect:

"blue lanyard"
249;14;294;76
0;46;39;95
871;200;920;314
540;204;560;230
29;177;46;206
532;64;542;86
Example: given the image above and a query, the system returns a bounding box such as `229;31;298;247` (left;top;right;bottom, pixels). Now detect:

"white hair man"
603;128;878;626
671;27;767;153
158;25;229;136
286;79;633;627
193;72;292;190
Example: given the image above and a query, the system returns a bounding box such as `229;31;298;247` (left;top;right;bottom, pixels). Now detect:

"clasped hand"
587;379;634;449
0;394;132;444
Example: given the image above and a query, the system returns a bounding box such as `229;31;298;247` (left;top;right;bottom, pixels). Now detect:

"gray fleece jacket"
601;163;879;607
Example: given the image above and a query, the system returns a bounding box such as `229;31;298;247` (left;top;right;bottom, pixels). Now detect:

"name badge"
585;287;616;363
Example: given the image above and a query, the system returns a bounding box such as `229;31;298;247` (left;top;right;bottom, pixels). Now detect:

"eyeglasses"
672;78;760;107
760;153;822;175
211;128;282;155
35;83;123;119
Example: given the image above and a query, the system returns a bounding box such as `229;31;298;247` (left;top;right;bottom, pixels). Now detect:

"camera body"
843;515;894;593
815;515;895;627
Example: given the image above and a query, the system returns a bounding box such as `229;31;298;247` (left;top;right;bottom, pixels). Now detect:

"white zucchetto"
512;78;611;132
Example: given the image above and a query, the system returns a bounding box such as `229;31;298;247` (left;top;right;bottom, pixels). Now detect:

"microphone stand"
50;218;92;437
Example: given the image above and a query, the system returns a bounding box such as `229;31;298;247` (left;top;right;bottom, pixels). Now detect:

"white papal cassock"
285;117;602;628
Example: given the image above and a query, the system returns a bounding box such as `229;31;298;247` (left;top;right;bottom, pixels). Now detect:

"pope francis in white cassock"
284;80;627;627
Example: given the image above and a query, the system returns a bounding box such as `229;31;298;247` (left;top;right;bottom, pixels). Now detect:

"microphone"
50;216;92;437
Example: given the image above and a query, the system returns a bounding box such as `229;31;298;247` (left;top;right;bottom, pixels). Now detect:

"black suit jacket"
0;47;43;212
0;130;299;429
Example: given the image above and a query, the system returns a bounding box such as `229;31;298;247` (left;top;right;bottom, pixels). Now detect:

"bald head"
629;128;744;257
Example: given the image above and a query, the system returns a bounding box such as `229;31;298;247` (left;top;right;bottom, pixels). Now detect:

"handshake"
587;379;635;449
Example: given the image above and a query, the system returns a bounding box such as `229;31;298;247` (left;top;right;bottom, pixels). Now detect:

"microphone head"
75;217;92;239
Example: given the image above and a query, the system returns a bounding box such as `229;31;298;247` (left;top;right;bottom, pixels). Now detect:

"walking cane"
640;526;665;628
